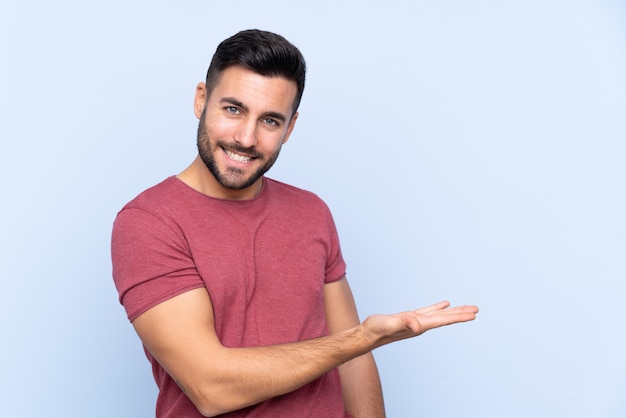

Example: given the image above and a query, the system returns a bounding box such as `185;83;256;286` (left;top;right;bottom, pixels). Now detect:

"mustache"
218;142;263;159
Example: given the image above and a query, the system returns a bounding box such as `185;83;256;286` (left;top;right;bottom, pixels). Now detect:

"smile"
225;149;255;164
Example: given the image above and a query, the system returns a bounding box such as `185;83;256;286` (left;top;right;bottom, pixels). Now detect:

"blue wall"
2;1;625;416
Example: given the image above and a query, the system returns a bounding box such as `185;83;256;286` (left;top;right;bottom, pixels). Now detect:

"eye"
225;106;240;114
262;118;279;127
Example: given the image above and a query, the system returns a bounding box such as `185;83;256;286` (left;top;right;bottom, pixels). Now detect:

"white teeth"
226;150;252;163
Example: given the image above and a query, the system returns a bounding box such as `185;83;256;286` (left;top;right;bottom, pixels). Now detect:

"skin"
133;66;479;417
178;65;298;200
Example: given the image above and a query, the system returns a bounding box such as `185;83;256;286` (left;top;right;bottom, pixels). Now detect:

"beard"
196;111;282;191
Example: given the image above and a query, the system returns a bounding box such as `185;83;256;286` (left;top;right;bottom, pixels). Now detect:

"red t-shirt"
112;176;349;417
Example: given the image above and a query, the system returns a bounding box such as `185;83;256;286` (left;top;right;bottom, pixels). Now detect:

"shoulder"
263;178;338;228
116;176;199;223
121;177;181;212
112;177;192;241
265;178;328;208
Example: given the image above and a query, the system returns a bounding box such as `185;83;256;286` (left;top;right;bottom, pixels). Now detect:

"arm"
132;286;478;417
325;277;385;417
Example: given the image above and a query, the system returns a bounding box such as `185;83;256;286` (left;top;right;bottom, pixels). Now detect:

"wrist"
347;323;379;355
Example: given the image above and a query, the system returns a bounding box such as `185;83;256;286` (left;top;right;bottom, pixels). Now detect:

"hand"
362;301;479;347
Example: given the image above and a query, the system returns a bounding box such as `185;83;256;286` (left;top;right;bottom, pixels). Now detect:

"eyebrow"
220;97;288;123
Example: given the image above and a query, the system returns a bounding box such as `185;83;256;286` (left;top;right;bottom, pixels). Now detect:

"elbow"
189;392;230;417
192;400;226;417
196;405;222;418
193;402;219;418
194;399;257;417
188;385;257;417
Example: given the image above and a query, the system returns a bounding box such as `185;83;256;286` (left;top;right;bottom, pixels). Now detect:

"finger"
426;308;478;322
413;301;451;314
440;309;478;323
403;316;425;334
445;305;479;314
423;311;477;330
422;304;479;317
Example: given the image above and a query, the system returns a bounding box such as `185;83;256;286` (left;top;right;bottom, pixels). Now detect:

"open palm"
363;301;479;348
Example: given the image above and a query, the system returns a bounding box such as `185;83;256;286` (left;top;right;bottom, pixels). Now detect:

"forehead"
209;66;298;115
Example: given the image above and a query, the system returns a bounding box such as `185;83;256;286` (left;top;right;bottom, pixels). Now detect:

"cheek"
259;133;288;154
204;115;237;139
259;124;291;147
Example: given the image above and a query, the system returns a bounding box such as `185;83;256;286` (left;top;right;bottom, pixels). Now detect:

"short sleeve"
111;207;204;321
322;204;347;284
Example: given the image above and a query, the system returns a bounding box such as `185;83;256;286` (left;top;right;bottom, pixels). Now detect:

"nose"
234;119;258;148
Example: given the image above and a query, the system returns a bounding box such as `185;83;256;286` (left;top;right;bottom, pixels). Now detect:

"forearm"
187;326;375;416
135;287;478;417
339;353;385;418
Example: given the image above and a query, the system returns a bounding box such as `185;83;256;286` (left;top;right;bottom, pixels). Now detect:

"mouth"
224;148;256;164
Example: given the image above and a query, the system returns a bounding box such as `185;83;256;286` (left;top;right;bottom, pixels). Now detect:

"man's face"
194;65;299;199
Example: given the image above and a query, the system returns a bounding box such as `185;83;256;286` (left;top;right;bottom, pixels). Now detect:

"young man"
111;29;478;418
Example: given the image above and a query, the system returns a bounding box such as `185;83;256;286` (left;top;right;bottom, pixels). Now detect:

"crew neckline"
169;175;268;203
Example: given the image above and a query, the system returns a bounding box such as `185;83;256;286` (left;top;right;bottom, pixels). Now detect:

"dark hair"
205;29;306;115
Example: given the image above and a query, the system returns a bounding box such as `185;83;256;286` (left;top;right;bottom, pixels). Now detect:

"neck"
177;155;263;200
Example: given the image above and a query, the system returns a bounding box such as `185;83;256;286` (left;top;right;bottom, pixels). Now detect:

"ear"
194;82;207;119
281;112;299;145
